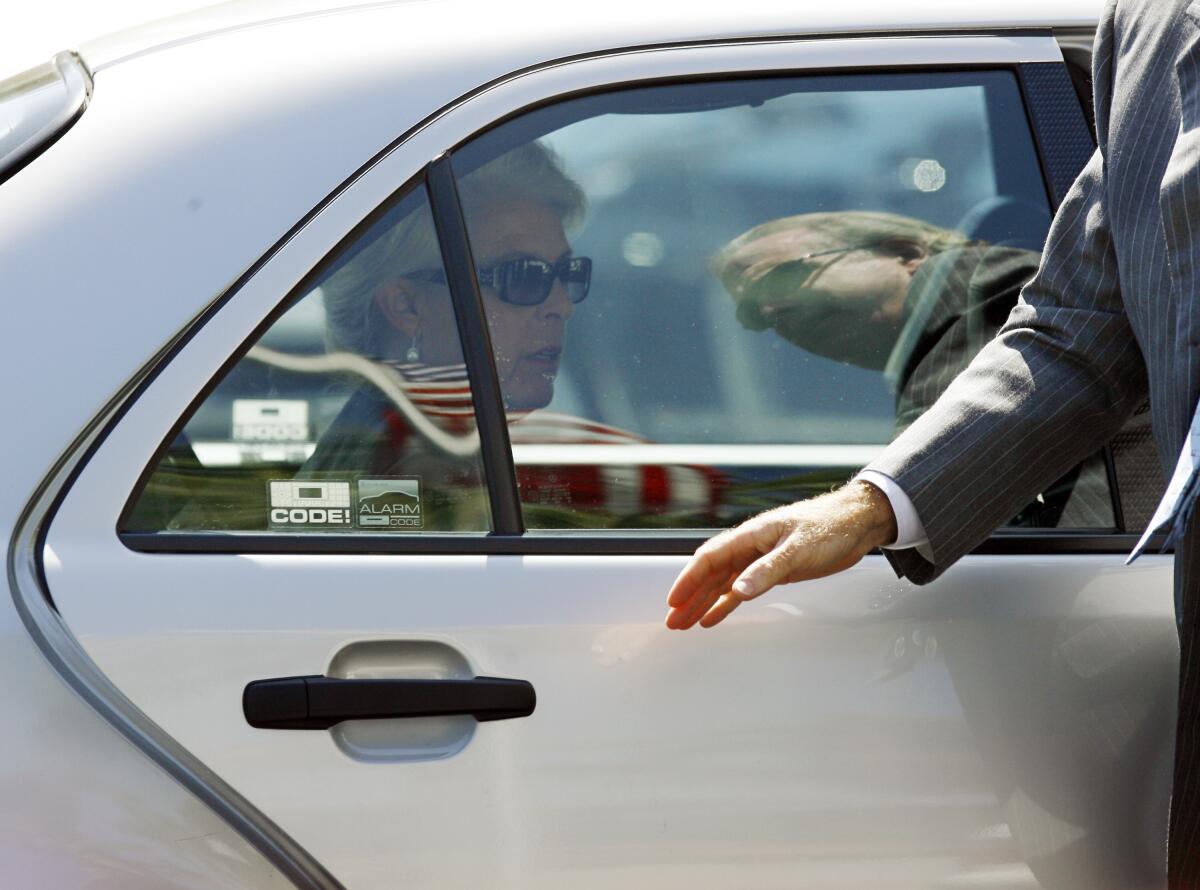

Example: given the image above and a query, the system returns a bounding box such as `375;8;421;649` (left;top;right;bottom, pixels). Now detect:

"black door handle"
243;675;536;730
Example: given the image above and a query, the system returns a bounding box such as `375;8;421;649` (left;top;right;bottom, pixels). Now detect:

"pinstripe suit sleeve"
864;5;1148;583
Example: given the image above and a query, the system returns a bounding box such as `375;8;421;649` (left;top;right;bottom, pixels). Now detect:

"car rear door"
42;33;1176;890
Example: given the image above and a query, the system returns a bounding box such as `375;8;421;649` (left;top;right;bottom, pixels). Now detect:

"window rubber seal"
1015;60;1129;532
426;157;524;535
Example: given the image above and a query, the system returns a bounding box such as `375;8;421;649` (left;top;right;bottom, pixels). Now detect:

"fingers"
666;522;771;611
665;566;737;630
698;592;745;628
665;516;791;631
668;535;805;631
665;541;728;609
728;533;804;604
700;532;854;627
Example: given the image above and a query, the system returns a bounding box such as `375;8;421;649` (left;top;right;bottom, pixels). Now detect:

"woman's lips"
524;345;562;367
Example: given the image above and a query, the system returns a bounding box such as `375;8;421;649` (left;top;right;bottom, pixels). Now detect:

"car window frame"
449;62;1111;539
116;36;1159;556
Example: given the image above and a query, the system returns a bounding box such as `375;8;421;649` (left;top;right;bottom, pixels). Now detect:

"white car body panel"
42;546;1176;888
31;22;1177;888
0;612;292;888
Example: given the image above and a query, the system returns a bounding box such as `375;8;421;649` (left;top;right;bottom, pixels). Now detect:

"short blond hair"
323;140;585;357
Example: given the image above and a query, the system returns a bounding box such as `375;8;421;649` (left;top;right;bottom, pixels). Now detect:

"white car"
0;2;1176;888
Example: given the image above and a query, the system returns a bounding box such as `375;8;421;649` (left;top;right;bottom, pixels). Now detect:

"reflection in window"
453;72;1114;531
711;211;1039;434
124;185;492;534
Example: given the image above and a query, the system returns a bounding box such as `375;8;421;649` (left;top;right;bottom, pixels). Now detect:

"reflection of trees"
246;347;479;458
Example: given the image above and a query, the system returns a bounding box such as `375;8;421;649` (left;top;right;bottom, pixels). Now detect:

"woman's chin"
503;377;556;412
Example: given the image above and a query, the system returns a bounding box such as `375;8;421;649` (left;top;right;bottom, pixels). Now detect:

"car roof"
79;0;1101;73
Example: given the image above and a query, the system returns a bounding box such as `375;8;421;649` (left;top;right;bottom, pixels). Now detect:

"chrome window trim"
1052;25;1097;57
119;529;1163;556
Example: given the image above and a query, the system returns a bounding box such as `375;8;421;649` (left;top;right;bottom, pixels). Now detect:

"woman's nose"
542;278;574;319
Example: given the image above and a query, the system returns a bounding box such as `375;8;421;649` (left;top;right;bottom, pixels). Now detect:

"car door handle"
243;675;536;730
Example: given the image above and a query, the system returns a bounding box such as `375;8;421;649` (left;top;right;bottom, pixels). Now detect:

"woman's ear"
374;278;422;337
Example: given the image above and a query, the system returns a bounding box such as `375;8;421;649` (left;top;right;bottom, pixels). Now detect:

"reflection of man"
669;2;1200;883
713;211;1112;529
712;211;1039;432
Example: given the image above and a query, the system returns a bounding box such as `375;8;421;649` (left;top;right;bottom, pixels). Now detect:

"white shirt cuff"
854;470;932;559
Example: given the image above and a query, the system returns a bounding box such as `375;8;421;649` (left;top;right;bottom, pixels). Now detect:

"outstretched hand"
665;481;898;630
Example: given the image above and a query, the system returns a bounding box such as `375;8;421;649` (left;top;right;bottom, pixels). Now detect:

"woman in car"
323;140;587;407
305;141;723;529
301;142;590;523
308;138;727;530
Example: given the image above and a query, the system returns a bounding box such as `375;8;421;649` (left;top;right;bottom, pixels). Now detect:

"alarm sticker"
356;478;423;529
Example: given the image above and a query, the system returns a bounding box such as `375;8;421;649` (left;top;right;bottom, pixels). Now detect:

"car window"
123;183;492;534
451;71;1116;531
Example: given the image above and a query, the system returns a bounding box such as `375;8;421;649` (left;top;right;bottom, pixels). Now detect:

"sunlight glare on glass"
912;158;947;193
622;231;665;267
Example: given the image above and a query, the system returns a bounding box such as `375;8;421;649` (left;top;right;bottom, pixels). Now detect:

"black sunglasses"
413;256;592;306
478;255;592;306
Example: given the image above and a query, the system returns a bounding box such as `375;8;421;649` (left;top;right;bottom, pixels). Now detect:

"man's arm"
872;4;1145;582
667;4;1147;625
668;148;1142;628
872;152;1144;583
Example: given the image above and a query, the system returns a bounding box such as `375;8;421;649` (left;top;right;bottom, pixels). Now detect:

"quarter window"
123;184;492;534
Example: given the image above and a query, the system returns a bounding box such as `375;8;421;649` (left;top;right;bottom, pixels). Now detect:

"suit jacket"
867;0;1199;605
892;245;1041;434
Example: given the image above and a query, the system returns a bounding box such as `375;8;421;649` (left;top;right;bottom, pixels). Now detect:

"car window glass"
123;184;492;534
451;71;1115;531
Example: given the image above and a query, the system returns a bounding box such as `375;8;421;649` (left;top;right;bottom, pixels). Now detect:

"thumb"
731;537;799;601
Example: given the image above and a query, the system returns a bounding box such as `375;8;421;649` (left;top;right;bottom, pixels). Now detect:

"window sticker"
233;399;309;443
268;480;352;529
231;399;314;466
356;478;423;530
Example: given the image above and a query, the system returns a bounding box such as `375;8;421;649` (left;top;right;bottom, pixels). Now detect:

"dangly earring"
406;333;420;363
